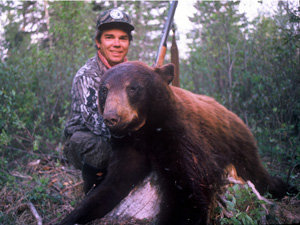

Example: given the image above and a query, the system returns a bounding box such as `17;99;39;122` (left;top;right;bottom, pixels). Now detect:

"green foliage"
219;184;267;225
0;89;16;145
25;176;62;204
0;156;16;188
0;1;98;155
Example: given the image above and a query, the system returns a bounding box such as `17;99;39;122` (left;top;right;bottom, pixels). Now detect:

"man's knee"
64;131;111;170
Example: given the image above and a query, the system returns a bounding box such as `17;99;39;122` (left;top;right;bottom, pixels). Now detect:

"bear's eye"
130;86;137;92
127;85;140;94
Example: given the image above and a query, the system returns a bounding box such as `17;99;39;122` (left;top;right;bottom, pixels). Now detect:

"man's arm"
65;64;109;138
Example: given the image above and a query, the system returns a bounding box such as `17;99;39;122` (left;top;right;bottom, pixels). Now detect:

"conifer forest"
0;1;299;224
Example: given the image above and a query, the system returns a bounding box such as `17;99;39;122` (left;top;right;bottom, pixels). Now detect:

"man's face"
96;29;130;67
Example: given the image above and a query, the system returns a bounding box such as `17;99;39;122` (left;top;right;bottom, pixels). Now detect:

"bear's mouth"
105;118;146;137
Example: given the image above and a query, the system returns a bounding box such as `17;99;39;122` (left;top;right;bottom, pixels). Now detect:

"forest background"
0;0;299;224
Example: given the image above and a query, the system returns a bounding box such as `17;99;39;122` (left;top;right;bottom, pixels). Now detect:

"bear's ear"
154;63;174;85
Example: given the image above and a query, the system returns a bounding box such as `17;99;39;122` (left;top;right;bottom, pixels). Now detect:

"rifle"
155;1;178;67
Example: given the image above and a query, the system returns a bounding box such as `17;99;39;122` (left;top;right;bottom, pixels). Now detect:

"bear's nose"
103;112;120;128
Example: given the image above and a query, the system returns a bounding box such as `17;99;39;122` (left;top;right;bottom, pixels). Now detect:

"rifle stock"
156;46;167;67
155;1;178;67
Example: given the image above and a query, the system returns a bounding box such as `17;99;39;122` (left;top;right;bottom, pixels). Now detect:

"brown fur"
59;61;293;225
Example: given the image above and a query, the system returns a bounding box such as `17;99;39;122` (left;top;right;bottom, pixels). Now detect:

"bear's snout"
101;92;138;134
103;110;121;128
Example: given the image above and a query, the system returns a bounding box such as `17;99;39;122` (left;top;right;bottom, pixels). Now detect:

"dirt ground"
1;149;299;225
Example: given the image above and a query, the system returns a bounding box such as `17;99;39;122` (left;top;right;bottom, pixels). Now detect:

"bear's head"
98;61;174;136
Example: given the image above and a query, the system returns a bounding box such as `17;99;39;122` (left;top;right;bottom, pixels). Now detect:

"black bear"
59;61;294;225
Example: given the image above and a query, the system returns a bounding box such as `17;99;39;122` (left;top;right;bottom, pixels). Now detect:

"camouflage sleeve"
65;62;110;139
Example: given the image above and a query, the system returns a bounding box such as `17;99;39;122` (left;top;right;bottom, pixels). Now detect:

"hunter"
63;8;134;193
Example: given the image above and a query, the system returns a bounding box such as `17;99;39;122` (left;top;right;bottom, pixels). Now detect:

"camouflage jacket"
64;54;111;139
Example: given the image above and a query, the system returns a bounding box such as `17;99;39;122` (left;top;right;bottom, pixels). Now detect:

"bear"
58;61;295;225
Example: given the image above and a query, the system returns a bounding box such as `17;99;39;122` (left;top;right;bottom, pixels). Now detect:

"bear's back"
169;86;256;157
170;86;232;128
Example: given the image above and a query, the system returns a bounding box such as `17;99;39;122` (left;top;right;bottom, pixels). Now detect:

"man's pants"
63;131;112;193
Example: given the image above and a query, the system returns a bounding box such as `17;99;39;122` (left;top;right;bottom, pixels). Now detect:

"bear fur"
59;61;293;225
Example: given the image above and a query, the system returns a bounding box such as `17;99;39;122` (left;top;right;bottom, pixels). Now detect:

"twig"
27;202;43;225
8;203;43;225
10;171;33;180
45;214;64;225
247;180;272;205
60;181;83;194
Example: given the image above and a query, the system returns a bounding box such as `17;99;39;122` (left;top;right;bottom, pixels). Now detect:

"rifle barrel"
155;1;178;66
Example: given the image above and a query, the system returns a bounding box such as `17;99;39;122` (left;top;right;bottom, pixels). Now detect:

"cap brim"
98;22;134;32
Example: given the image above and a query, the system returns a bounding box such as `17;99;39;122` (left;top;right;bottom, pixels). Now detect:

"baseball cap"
96;8;135;32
